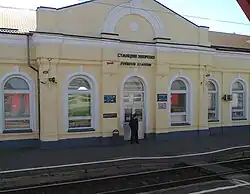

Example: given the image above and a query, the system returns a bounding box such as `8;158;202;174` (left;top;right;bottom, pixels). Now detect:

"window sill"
3;129;33;134
171;123;191;126
68;128;95;133
208;120;220;123
232;118;247;121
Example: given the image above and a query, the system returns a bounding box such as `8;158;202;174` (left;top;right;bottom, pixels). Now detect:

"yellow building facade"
0;0;250;148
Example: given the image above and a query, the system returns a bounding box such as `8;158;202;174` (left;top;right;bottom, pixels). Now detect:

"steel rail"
97;168;250;194
1;157;250;193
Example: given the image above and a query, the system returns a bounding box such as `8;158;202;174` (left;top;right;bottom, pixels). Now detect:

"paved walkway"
1;131;250;171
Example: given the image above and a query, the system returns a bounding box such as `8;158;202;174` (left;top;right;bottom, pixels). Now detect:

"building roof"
0;3;250;51
0;6;36;33
209;31;250;49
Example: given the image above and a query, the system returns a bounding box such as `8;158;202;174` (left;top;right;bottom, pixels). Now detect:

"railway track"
1;157;250;194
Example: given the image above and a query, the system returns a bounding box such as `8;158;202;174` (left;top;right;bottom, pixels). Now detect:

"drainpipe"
26;33;41;142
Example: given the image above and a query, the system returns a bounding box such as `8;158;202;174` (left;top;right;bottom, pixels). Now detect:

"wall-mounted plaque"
103;113;118;118
158;103;167;110
104;95;116;103
157;94;168;102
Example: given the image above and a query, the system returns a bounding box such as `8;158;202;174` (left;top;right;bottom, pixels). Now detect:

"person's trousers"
130;129;139;143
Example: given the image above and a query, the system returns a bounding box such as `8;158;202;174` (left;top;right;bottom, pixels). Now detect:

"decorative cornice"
1;33;250;60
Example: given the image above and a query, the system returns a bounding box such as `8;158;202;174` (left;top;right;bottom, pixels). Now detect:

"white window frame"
231;80;247;120
169;78;190;125
207;80;219;122
0;73;36;133
120;74;150;134
64;72;99;132
68;76;93;130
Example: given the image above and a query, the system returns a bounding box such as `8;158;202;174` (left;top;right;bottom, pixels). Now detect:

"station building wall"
0;0;250;148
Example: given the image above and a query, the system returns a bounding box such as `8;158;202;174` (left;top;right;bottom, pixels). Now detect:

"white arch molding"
207;78;221;122
103;0;165;37
120;73;150;135
63;72;99;131
0;72;36;133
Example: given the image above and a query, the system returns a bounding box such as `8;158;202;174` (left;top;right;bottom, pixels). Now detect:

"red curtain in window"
171;94;179;105
11;94;21;112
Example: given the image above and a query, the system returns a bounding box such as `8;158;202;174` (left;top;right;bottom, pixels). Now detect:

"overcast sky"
0;0;249;35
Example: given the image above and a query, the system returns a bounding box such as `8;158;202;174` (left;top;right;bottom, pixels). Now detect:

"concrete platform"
0;130;250;171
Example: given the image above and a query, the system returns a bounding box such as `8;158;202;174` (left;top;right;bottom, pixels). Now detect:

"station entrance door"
123;77;145;140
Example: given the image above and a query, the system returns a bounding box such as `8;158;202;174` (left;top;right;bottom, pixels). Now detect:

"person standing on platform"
129;113;139;144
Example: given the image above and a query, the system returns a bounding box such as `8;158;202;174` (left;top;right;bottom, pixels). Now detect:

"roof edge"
153;0;199;27
36;0;96;11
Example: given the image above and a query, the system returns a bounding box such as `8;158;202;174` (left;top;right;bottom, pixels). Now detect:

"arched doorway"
122;76;145;140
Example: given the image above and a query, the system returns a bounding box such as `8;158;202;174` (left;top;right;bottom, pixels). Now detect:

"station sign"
117;53;155;67
104;95;116;103
157;94;168;102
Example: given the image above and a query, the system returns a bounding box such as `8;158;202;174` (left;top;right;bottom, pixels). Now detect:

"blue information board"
157;94;168;102
104;95;116;103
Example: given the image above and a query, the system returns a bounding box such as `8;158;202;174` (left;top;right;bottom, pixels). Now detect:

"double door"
123;91;145;140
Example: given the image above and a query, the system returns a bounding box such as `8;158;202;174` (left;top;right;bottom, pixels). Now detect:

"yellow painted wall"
0;35;38;141
1;0;250;143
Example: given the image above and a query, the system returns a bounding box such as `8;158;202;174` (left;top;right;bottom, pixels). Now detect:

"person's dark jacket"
129;117;138;131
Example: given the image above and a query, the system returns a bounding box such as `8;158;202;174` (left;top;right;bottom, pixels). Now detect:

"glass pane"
171;80;186;90
5;120;30;129
4;94;30;118
133;103;143;110
69;119;91;128
232;111;244;119
171;93;186;112
68;94;91;117
232;93;243;109
123;97;130;103
207;81;216;91
208;93;216;111
133;97;143;102
133;93;143;98
4;77;29;90
68;77;91;91
232;81;243;91
123;92;129;97
134;109;143;121
124;77;144;91
171;115;186;123
208;112;216;121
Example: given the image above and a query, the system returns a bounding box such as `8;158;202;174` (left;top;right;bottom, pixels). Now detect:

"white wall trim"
207;78;221;122
0;34;26;45
102;0;165;37
2;33;249;60
120;73;150;134
229;77;248;121
0;72;36;133
216;50;250;60
33;33;216;53
168;74;193;125
63;72;99;131
32;33;250;60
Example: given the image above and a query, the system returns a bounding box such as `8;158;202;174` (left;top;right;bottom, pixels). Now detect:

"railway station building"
0;0;250;148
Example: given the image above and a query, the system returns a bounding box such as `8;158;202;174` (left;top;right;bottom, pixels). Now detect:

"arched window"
231;80;246;120
4;77;31;130
207;80;219;122
68;76;93;130
170;79;188;124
